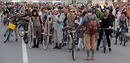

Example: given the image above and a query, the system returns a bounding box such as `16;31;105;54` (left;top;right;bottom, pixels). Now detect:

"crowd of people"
0;1;130;60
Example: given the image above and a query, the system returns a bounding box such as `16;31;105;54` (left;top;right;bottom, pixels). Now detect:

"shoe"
4;34;6;37
32;45;37;48
96;47;99;51
23;37;28;44
53;43;59;49
109;48;112;52
84;57;90;60
91;56;94;60
53;46;59;49
58;43;62;49
16;39;18;41
77;48;80;51
36;45;39;48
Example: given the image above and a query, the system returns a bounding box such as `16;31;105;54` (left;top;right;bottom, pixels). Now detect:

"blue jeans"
116;27;127;40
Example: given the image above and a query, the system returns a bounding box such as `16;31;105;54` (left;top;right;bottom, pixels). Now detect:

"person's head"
16;13;20;17
121;12;125;18
103;12;108;17
83;11;87;16
42;7;46;12
78;11;82;16
106;9;110;14
69;9;75;15
32;9;38;16
53;8;58;15
64;9;68;14
87;8;92;13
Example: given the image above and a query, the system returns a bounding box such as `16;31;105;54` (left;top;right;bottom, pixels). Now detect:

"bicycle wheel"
72;42;75;60
103;45;106;53
43;21;49;50
4;30;10;43
18;25;24;37
28;23;33;48
123;34;126;46
66;34;72;52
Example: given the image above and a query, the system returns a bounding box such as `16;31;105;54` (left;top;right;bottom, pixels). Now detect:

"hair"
32;10;38;17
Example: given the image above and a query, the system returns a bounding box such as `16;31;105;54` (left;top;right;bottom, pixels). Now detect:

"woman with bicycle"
96;10;114;52
31;9;44;48
4;13;22;41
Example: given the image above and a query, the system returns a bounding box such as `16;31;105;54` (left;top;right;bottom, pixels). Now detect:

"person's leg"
97;30;103;51
14;28;18;41
84;34;91;60
4;28;9;37
90;34;96;60
32;28;37;48
36;28;42;48
53;29;58;49
77;38;82;51
106;34;111;52
57;28;63;49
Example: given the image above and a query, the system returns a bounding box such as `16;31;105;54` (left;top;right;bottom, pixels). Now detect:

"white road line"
22;37;28;63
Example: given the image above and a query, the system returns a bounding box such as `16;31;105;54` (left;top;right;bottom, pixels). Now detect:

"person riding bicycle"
115;12;129;44
97;9;114;51
4;13;22;41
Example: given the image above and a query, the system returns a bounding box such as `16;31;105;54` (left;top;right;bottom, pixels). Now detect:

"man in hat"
53;8;65;49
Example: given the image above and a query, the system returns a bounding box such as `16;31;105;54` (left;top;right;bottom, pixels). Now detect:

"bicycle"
62;26;78;60
27;18;34;48
3;19;16;43
100;28;109;53
115;26;127;46
42;15;52;50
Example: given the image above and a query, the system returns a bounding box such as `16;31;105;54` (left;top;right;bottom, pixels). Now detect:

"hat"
32;9;37;13
54;8;58;11
87;8;92;12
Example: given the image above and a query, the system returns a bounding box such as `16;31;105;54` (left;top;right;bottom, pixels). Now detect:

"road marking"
22;37;28;63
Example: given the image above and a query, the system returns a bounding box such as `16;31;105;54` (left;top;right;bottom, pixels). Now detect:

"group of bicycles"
0;2;129;61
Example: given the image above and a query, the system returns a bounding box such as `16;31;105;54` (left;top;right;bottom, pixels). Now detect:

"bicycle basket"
8;23;16;30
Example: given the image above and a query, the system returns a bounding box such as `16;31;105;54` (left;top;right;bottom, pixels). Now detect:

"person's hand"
109;26;112;29
17;22;20;24
117;25;120;28
71;30;76;33
42;26;44;31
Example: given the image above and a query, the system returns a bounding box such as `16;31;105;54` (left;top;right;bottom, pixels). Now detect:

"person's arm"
56;13;65;23
117;16;121;28
75;16;85;32
125;17;128;27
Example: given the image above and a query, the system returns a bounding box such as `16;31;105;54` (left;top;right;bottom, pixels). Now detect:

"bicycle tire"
103;45;106;53
43;21;50;50
4;31;10;43
28;21;34;48
18;25;24;37
72;42;75;60
66;35;72;52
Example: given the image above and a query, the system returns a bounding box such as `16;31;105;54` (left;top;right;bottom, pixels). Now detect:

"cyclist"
115;12;129;44
96;11;113;52
4;13;22;41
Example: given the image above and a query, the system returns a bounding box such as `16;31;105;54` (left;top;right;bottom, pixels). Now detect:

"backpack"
86;16;98;34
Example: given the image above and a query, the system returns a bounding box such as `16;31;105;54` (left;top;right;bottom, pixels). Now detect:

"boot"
53;43;59;49
91;49;95;60
58;43;62;49
36;40;40;48
32;38;37;48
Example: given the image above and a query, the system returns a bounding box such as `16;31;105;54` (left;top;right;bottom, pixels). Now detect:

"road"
0;13;130;63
